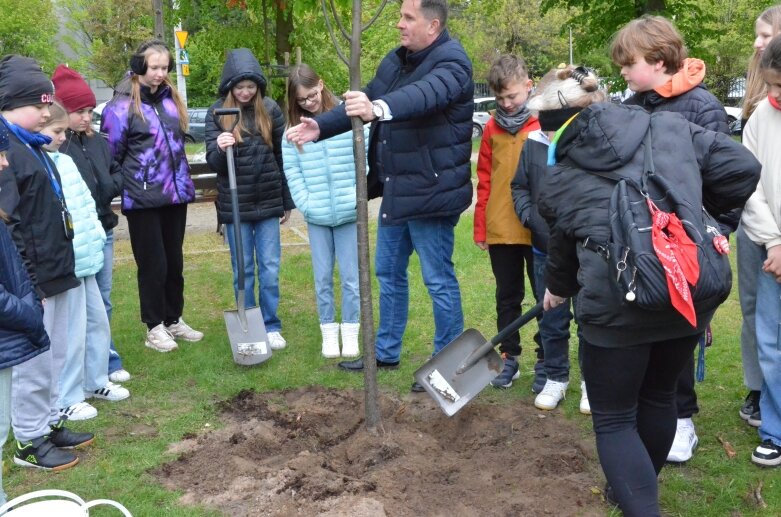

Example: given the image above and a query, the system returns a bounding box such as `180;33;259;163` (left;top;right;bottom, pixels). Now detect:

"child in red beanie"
52;64;130;384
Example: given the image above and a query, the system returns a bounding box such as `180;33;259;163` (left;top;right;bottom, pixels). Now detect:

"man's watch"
371;101;385;120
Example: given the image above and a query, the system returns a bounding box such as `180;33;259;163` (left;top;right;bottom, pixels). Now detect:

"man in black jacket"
287;0;473;391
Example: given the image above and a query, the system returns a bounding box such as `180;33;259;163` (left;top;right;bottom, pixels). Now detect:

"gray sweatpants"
11;288;74;442
737;225;764;392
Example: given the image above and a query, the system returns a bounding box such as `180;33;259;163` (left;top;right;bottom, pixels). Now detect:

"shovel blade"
413;329;504;417
224;306;272;366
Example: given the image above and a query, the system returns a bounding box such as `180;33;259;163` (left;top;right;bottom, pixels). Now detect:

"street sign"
181;64;190;76
175;30;188;49
178;50;189;64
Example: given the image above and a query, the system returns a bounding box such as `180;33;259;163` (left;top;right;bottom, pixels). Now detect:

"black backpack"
580;128;732;322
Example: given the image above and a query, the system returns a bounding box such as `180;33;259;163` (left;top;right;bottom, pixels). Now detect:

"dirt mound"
154;387;607;516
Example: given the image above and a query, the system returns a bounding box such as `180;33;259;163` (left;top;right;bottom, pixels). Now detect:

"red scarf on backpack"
647;199;700;326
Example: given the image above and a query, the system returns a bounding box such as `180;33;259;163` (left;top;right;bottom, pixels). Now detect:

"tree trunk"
275;1;293;65
350;0;382;434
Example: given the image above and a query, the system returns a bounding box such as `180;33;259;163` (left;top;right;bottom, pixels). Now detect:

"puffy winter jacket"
101;80;195;212
205;100;293;224
0;123;79;298
282;127;367;227
538;104;760;347
625;84;728;134
0;222;50;369
49;152;106;279
60;130;123;230
315;29;474;224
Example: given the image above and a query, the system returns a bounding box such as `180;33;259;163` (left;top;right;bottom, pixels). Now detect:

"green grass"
3;214;780;516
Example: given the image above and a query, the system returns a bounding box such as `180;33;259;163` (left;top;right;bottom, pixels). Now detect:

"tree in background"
0;0;59;70
59;0;154;88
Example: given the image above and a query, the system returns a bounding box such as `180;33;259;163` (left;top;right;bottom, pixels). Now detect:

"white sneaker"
580;381;591;415
534;380;569;410
320;323;340;358
667;418;698;463
166;318;204;342
268;331;287;350
87;382;130;402
108;369;131;383
340;322;360;358
145;324;178;352
59;401;98;421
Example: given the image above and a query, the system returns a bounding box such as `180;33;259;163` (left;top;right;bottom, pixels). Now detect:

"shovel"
413;302;544;416
214;107;272;366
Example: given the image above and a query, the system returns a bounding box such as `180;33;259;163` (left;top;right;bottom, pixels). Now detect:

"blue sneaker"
532;359;547;394
491;354;520;388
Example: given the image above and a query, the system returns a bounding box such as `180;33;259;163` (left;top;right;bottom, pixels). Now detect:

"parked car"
724;105;743;136
187;107;208;143
472;97;496;139
91;101;108;133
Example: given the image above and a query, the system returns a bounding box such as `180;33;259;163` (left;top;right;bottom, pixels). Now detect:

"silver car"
472;97;496;139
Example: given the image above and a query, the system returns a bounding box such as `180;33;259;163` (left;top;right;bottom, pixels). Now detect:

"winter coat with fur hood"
538;104;760;347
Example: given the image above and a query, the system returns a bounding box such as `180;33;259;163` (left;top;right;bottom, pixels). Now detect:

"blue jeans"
738;225;764;391
754;255;781;446
533;252;578;382
374;215;463;362
225;219;281;332
96;230;123;374
308;222;360;324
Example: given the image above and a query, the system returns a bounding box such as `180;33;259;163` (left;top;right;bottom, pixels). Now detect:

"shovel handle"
213;107;241;133
456;302;544;374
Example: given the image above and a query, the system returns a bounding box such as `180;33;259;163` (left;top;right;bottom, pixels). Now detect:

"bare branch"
329;0;351;40
321;0;349;67
362;0;390;31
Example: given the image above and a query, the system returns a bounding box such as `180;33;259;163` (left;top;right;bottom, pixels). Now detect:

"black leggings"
582;335;698;517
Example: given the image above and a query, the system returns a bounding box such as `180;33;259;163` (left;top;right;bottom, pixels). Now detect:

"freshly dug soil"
154;387;608;516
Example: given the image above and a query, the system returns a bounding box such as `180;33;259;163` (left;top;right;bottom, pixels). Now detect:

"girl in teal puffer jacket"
41;103;130;423
283;64;367;359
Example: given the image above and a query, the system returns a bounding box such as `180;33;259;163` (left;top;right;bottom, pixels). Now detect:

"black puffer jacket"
538;104;760;347
315;30;474;223
511;130;551;253
0;131;79;298
60;130;123;230
205;49;293;224
624;84;729;134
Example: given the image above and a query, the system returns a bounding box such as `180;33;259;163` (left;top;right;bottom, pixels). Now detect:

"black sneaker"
490;354;520;388
49;420;95;449
14;436;79;471
752;439;781;467
740;391;760;421
748;409;762;428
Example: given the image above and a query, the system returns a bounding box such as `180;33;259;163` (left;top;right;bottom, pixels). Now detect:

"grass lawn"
3;213;780;516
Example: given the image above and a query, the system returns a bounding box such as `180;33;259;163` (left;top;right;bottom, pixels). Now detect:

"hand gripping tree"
321;0;389;434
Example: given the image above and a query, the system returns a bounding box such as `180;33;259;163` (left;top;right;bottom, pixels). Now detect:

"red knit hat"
52;64;96;113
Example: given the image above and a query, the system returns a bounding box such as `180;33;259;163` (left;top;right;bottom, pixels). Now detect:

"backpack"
580;128;732;326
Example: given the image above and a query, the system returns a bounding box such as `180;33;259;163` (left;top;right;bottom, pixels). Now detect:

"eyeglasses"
296;89;320;105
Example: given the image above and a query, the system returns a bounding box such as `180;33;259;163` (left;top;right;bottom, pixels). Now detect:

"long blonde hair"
219;88;272;146
743;5;781;120
128;44;188;133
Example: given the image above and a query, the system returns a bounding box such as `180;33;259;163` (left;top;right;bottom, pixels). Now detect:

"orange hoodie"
654;58;706;99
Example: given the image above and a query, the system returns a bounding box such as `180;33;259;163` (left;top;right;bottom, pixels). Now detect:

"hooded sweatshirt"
538;103;759;347
205;49;293;224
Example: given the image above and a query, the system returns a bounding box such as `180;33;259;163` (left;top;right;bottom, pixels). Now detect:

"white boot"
320;323;340;358
341;322;360;358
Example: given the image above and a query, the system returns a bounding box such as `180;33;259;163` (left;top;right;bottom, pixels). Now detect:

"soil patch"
154;387;607;516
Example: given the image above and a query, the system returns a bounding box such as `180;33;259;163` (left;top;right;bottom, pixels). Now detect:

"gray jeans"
737;224;764;392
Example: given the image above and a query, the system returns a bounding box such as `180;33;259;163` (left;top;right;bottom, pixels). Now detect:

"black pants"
125;204;187;328
488;244;537;357
676;352;698;418
582;334;698;517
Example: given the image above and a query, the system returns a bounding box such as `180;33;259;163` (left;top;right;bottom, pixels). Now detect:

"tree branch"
329;0;351;40
361;0;390;31
321;0;349;66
